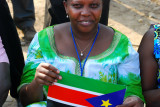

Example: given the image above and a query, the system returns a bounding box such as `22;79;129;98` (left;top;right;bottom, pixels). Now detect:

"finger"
36;78;54;86
36;63;62;80
116;104;130;107
37;67;61;80
49;65;60;74
44;70;62;80
41;63;60;74
37;71;58;83
116;102;134;107
45;64;62;80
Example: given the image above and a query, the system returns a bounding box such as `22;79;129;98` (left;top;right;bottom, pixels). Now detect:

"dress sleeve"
0;36;9;63
18;33;45;91
118;41;145;102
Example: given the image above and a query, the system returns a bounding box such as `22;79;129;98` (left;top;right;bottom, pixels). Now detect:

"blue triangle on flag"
86;89;126;107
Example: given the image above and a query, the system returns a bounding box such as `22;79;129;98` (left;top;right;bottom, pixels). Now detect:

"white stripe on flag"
54;83;103;96
47;96;87;107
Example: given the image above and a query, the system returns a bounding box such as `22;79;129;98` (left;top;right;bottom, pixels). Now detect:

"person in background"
0;36;11;106
11;0;36;42
0;0;25;106
43;0;70;28
43;0;110;28
18;0;144;106
138;24;160;107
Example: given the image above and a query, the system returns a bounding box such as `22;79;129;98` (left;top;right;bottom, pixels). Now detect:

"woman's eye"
72;4;82;8
90;4;99;8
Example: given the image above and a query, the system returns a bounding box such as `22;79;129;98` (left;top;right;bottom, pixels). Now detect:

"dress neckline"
48;25;121;63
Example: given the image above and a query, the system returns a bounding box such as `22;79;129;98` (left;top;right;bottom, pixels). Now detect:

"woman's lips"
79;21;93;26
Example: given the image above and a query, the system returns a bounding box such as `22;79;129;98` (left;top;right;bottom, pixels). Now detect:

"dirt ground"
3;0;160;106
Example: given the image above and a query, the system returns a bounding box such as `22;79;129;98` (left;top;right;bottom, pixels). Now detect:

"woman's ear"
63;1;68;15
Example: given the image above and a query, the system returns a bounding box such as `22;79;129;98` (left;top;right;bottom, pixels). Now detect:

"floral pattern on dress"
153;24;160;88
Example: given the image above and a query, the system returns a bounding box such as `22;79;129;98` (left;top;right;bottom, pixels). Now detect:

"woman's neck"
70;24;99;41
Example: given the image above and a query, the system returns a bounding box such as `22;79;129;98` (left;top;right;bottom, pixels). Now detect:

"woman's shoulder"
138;25;154;55
102;25;128;39
147;23;160;38
141;24;155;41
38;23;69;35
54;22;70;29
35;26;54;41
144;28;154;38
101;25;131;52
104;25;130;43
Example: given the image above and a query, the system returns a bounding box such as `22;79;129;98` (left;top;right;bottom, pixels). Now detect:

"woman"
19;0;144;106
138;24;160;107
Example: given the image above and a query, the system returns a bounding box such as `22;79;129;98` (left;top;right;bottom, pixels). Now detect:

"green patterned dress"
18;26;144;106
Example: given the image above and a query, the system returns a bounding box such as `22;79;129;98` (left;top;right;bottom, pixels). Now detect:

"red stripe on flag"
48;85;98;106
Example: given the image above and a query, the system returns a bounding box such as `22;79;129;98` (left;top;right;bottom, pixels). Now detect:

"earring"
66;15;69;18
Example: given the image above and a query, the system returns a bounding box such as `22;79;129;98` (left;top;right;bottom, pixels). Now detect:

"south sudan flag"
47;72;126;107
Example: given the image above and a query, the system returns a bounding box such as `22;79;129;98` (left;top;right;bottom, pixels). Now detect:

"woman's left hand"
116;96;144;107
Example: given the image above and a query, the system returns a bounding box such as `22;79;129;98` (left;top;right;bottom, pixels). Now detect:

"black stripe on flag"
47;99;74;107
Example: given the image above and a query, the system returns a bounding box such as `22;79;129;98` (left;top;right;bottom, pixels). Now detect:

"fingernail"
57;70;60;73
59;76;62;80
54;79;57;82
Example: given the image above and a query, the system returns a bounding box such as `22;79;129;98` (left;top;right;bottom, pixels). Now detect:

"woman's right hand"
34;63;62;86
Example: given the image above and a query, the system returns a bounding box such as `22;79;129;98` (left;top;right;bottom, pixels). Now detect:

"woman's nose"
81;7;91;17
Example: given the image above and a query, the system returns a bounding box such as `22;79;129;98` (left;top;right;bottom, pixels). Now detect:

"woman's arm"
19;79;44;106
0;62;11;106
19;63;62;106
138;28;160;106
18;34;62;106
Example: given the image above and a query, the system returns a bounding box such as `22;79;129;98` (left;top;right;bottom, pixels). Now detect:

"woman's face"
64;0;102;33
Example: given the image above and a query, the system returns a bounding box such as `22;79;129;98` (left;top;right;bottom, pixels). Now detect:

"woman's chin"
77;25;97;33
79;28;94;33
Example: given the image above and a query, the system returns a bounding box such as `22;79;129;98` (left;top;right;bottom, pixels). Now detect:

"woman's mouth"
79;21;93;26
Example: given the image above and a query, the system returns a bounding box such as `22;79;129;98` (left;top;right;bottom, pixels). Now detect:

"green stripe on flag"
58;71;126;94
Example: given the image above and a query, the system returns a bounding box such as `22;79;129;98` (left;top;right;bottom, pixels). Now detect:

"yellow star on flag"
101;99;112;107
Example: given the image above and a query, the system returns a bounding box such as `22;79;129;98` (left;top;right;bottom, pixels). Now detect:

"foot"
22;26;36;41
